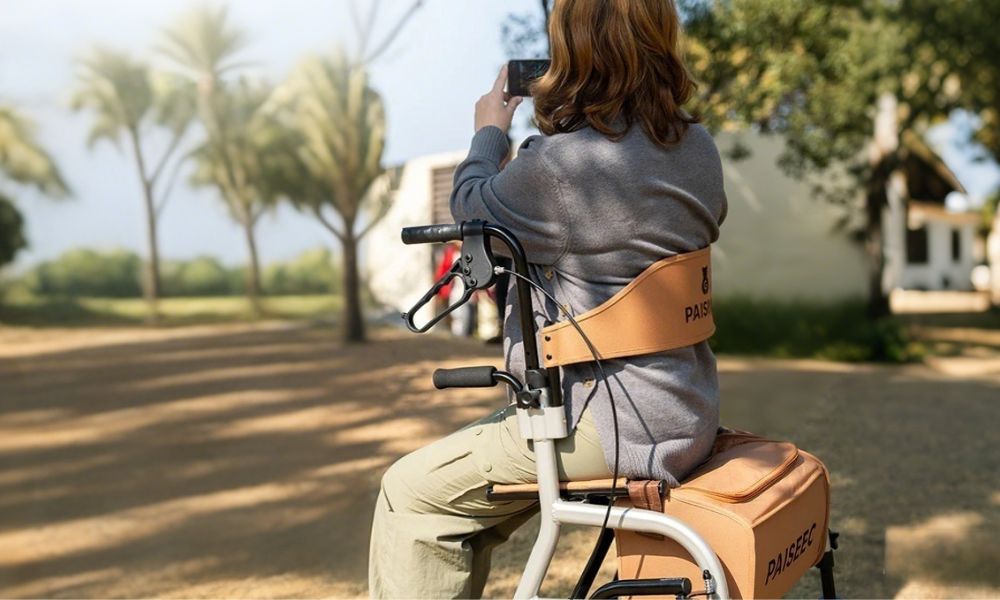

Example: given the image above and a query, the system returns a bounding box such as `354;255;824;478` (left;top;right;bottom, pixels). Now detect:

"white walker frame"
401;219;835;599
512;404;729;599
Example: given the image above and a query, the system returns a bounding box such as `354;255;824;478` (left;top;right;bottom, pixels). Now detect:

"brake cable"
498;267;622;535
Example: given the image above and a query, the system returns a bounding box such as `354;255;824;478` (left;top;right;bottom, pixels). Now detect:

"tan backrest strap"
539;246;714;368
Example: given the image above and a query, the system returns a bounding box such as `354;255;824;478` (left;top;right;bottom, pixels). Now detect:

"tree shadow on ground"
715;359;1000;599
1;327;997;599
0;324;507;597
485;358;1000;599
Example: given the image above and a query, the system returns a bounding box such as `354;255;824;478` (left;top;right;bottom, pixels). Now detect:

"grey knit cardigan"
449;122;727;486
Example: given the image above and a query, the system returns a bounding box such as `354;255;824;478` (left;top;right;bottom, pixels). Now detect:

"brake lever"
401;221;496;333
401;263;475;333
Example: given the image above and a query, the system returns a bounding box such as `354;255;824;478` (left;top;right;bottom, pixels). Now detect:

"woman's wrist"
469;125;510;166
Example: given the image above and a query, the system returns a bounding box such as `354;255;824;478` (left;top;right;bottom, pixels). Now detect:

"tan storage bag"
615;431;831;599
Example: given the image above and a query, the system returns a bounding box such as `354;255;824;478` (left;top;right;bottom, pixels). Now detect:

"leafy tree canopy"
266;52;387;238
0;194;26;268
0;106;68;270
0;107;69;197
899;0;1000;160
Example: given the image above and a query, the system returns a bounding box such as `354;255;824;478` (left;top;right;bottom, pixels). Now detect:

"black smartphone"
507;59;551;97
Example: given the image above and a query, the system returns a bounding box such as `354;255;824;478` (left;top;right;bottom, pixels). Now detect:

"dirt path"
0;324;997;598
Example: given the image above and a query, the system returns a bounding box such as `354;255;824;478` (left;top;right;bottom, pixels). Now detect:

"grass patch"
709;297;925;362
0;293;342;327
1;291;932;363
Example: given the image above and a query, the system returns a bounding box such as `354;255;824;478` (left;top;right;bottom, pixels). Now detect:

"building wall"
898;220;977;291
363;151;466;323
366;133;875;311
712;133;868;301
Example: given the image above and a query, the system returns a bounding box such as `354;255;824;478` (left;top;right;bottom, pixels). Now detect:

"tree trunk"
340;230;366;342
865;92;898;319
141;180;162;322
241;217;262;315
129;129;161;324
541;0;551;50
864;179;891;318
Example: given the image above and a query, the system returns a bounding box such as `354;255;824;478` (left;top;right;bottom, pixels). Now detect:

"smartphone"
507;59;551;97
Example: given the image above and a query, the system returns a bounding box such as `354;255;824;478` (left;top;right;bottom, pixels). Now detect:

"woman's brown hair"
532;0;698;146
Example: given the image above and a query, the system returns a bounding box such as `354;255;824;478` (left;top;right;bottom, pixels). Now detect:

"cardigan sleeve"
450;126;569;266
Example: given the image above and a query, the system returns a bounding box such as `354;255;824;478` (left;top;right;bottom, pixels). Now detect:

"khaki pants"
368;403;612;598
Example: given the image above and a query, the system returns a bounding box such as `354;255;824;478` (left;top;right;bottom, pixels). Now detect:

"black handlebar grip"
433;366;498;389
401;223;462;245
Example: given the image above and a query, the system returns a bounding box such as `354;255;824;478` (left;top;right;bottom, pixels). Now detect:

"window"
906;226;929;264
951;228;962;262
430;165;457;224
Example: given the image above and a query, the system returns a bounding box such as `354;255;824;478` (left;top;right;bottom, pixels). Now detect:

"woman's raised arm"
450;126;569;266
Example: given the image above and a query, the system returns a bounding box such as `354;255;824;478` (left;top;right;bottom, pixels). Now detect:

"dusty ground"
0;322;997;598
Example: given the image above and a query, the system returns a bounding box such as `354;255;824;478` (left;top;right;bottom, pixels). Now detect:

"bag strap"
626;480;668;540
627;480;667;513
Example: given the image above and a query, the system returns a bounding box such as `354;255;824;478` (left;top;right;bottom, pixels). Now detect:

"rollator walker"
400;220;840;599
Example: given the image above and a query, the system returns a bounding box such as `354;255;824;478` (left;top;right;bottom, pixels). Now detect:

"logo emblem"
701;266;710;294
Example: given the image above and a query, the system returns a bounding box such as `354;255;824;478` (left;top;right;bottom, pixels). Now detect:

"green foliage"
0;194;26;268
27;248;143;298
677;0;997;208
501;0;551;58
159;5;248;83
71;45;195;310
679;1;985;317
71;47;194;152
160;7;258;218
979;192;999;239
187;78;288;222
267;53;389;235
900;0;1000;158
0;106;68;269
72;48;153;150
267;52;392;341
263;248;339;296
160;5;271;305
682;2;898;197
19;247;339;299
709;297;924;363
0;106;69;198
0;295;342;327
161;256;233;297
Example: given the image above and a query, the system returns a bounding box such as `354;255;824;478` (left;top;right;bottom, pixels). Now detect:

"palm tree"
71;47;192;318
159;6;269;309
188;78;289;306
268;53;389;342
0;106;69;269
0;106;68;195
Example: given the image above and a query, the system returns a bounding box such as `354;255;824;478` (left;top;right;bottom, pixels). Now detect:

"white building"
881;132;979;292
990;213;1000;304
363;130;981;323
363;151;469;330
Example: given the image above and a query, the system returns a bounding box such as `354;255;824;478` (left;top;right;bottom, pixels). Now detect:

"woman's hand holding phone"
475;65;523;134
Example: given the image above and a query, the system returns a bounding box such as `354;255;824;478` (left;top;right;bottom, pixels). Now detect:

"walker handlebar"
433;366;497;389
401;223;462;245
400;220;552;394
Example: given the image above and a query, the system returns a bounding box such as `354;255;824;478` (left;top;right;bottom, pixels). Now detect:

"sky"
1;0;539;270
2;0;999;271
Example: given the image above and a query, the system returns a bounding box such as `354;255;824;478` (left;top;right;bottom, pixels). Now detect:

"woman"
369;1;727;597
